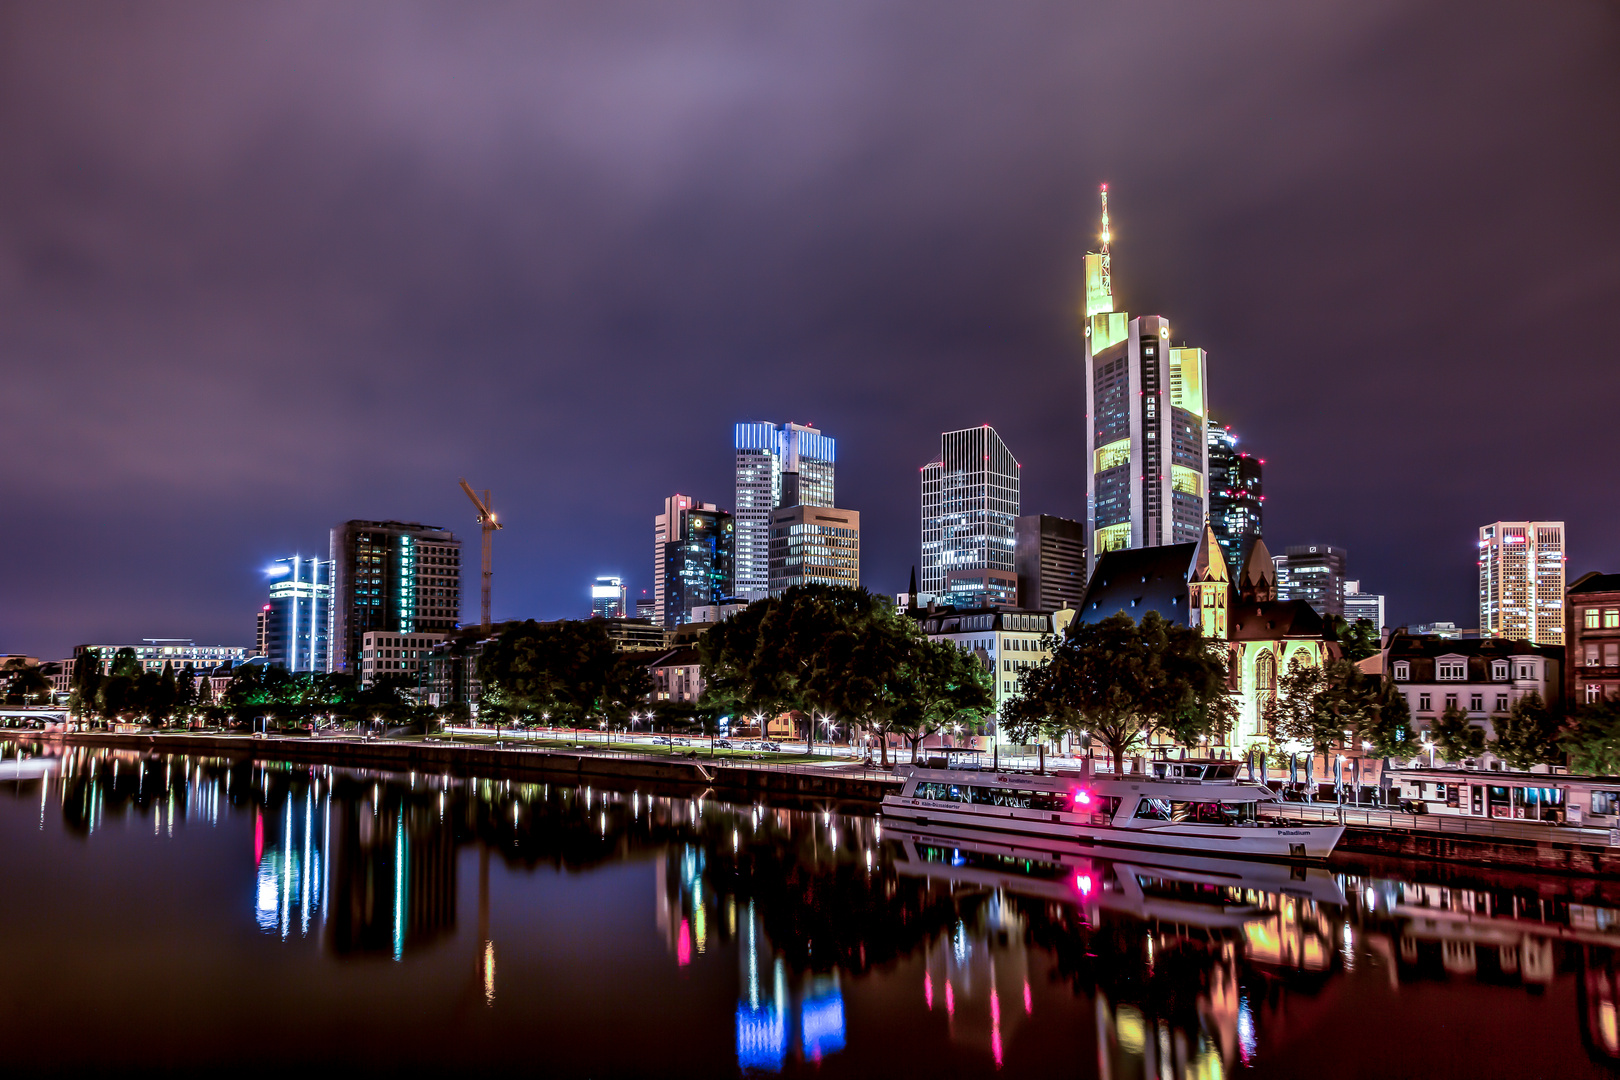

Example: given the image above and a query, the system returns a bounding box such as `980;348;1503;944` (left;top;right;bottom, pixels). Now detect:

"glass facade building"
1206;425;1263;584
591;576;627;619
921;426;1021;609
1479;521;1566;646
1274;544;1348;619
655;495;735;627
265;555;333;673
330;521;461;676
1080;199;1210;563
734;422;836;601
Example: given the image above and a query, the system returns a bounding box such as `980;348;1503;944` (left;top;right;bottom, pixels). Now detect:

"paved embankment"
32;730;902;805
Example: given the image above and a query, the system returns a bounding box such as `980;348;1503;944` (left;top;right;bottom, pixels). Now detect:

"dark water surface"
2;741;1618;1079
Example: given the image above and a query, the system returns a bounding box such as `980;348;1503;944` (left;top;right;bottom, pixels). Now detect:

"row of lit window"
1583;608;1620;629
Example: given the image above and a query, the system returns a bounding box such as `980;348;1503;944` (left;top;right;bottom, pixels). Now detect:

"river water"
1;740;1617;1079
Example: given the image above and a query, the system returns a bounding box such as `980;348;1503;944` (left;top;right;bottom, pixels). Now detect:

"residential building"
1081;186;1210;561
1480;521;1566;646
768;505;860;597
921;425;1020;609
1274;545;1347;619
264;555;333;673
1384;631;1563;742
1341;581;1385;631
74;641;249;675
359;630;448;687
591;576;627;619
654;496;735;627
734;422;836;601
1205;425;1263;582
330;520;461;676
1076;529;1336;754
647;646;704;704
1014;514;1086;613
1567;572;1620;705
913;606;1071;746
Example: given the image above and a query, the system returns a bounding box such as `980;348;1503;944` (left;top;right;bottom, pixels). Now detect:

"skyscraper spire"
1098;183;1111;305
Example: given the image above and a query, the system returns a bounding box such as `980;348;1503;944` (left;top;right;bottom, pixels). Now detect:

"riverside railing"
1269;802;1615;845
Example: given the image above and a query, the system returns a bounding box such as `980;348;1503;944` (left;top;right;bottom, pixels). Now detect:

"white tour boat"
880;752;1343;861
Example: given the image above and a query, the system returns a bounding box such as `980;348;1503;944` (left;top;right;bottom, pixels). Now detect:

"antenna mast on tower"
1098;183;1112;304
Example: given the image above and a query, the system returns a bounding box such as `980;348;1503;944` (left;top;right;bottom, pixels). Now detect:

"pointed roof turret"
1240;537;1275;602
1190;521;1229;584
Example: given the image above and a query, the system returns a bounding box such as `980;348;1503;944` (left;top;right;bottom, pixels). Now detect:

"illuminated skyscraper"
655;495;735;627
1274;544;1347;618
768;505;859;597
1480;521;1565;645
1081;185;1211;562
265;555;333;673
734;422;836;601
330;521;461;676
591;576;627;619
921;426;1021;608
1206;425;1263;582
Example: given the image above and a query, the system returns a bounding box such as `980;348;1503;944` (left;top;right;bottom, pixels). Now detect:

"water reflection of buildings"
254;783;329;939
923;894;1030;1069
326;779;456;959
652;801;860;1072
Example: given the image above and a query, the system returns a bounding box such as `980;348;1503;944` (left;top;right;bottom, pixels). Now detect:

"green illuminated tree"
1491;691;1561;770
1559;695;1620;776
1429;704;1487;762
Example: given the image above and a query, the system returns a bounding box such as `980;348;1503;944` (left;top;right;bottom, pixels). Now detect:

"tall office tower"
255;604;271;657
921;425;1021;608
330;521;461;676
734;422;836;601
1480;521;1566;645
1081;185;1211;562
1205;425;1263;582
1273;544;1348;618
591;576;628;619
768;505;859;597
265;555;333;673
654;495;735;627
1014;514;1086;612
1342;581;1386;631
635;597;656;622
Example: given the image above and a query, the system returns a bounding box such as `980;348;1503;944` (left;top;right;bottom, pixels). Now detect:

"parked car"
762;742;782;752
715;739;733;749
652;736;673;745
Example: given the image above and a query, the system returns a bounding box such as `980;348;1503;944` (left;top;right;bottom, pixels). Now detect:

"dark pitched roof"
1229;600;1325;641
1570;572;1620;596
1386;632;1560;660
1076;543;1197;626
646;646;702;669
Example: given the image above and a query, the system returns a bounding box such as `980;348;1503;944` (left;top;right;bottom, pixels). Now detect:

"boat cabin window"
1132;797;1258;824
914;782;1114;815
1590;791;1620;816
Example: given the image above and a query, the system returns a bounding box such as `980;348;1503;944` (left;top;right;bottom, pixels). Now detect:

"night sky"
3;2;1618;659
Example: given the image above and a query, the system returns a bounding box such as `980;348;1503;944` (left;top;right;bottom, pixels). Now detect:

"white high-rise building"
921;425;1021;608
591;576;627;619
1080;185;1211;562
1479;521;1566;646
1342;580;1385;632
733;422;836;601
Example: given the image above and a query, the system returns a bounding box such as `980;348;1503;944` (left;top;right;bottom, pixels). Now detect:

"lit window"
1587;609;1603;629
1438;661;1466;680
1393;662;1410;681
1608;610;1620;629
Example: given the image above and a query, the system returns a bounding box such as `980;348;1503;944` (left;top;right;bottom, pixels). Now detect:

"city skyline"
2;4;1616;658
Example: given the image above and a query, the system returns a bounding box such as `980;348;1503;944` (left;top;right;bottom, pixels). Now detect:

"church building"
1074;525;1338;755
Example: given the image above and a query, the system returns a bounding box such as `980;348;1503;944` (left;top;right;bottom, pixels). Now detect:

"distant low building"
75;641;249;676
1567;572;1620;706
359;631;447;688
647;646;704;705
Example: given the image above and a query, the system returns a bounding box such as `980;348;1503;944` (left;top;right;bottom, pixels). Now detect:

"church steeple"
1239;536;1275;602
1189;522;1230;639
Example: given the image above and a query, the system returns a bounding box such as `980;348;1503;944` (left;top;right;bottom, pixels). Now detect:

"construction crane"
458;479;503;635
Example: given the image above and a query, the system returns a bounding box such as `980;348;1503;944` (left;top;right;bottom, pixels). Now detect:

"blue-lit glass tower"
265;555;333;674
734;422;835;601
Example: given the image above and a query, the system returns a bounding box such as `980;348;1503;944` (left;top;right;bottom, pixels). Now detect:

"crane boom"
458;478;503;634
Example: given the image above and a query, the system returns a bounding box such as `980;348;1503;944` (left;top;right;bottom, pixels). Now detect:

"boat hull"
880;795;1343;861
